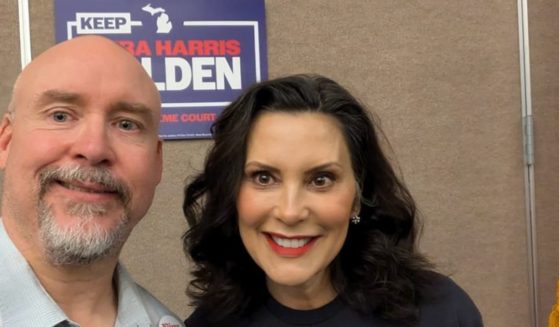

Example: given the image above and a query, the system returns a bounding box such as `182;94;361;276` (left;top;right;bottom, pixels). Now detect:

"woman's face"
237;111;357;308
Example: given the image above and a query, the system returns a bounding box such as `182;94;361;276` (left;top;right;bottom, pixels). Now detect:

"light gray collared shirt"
0;218;184;327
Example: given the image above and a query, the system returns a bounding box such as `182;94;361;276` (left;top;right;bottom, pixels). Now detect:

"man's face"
0;37;162;265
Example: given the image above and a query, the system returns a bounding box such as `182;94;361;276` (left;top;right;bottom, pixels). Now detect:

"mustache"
38;166;131;205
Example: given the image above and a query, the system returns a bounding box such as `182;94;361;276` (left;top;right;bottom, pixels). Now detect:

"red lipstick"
265;234;317;257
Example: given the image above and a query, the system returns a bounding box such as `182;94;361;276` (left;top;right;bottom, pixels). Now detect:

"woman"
182;74;483;326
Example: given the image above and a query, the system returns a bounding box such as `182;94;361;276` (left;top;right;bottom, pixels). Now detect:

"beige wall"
0;1;556;326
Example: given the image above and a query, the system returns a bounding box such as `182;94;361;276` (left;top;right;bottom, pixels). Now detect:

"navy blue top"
185;274;483;326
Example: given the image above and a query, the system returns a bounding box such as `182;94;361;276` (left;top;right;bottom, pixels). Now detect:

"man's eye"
51;111;69;122
118;119;138;131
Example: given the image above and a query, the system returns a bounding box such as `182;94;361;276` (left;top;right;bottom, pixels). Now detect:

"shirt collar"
114;264;153;326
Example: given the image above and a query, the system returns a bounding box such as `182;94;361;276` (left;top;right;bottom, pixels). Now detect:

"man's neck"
31;256;120;327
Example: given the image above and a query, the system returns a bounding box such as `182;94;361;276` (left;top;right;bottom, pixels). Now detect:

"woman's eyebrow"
304;162;343;174
244;161;280;173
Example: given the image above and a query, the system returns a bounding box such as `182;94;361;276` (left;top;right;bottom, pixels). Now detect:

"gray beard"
37;166;131;266
38;200;130;266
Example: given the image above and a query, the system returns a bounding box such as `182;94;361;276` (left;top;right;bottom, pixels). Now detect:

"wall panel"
529;0;559;324
0;1;20;114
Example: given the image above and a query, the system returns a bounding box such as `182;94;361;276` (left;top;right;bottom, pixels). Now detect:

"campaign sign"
54;0;267;139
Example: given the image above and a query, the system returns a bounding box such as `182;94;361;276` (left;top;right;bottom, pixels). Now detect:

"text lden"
141;56;242;91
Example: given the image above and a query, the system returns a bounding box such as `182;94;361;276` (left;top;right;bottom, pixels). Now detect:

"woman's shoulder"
185;307;224;327
418;272;484;326
185;307;245;327
184;307;207;327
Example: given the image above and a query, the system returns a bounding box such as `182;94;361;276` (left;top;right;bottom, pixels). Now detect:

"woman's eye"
310;174;334;188
252;172;275;186
51;111;70;122
118;119;138;131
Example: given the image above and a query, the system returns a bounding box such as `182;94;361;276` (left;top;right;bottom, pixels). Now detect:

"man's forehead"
10;36;160;117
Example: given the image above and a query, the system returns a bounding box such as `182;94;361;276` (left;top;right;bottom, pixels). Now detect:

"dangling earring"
351;214;360;224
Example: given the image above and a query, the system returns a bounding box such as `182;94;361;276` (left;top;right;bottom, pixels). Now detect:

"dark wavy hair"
183;74;435;324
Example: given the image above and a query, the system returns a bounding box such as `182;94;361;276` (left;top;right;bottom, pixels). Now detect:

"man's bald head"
9;35;160;121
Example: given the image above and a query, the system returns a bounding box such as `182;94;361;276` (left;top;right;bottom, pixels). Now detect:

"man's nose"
69;118;115;166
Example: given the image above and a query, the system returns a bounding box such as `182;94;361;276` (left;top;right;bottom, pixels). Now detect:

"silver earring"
351;215;360;224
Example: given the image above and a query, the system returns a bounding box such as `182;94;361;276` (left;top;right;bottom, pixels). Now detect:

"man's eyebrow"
33;91;157;125
36;89;83;106
112;101;157;124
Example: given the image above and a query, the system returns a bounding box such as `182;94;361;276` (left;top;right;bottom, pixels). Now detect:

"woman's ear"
351;197;361;217
351;182;361;216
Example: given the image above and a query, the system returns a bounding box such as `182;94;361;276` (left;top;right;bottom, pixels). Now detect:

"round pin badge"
158;315;183;327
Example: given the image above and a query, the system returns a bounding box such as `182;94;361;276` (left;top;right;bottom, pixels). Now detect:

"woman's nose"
274;184;309;225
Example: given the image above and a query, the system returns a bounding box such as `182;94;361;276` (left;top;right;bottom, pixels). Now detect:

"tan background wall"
0;1;556;326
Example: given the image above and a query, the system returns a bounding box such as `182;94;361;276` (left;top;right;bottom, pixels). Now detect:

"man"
0;36;183;326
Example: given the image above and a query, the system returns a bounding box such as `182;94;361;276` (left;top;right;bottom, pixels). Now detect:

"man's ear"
0;113;14;169
155;138;163;184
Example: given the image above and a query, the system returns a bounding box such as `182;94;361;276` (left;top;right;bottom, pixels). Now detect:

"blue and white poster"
54;0;267;139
